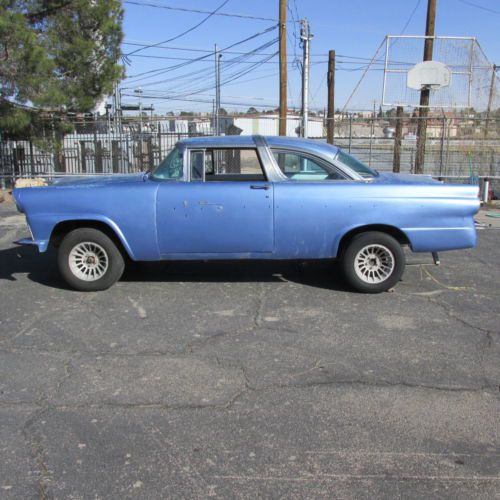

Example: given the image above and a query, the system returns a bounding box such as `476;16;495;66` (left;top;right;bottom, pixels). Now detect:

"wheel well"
49;220;129;258
337;225;410;258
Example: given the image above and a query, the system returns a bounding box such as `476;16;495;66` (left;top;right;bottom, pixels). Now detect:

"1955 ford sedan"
13;135;479;293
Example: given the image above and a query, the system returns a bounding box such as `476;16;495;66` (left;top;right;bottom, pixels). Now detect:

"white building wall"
232;115;324;137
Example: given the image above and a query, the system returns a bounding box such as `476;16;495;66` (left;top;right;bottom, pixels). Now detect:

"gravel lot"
0;201;499;499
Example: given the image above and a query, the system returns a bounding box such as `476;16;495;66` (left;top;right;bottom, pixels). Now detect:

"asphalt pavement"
0;201;499;499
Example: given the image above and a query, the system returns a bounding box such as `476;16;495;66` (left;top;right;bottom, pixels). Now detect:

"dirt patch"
0;190;13;204
14;178;47;188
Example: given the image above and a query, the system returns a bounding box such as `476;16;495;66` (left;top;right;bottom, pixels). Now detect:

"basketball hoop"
381;35;480;109
407;61;452;91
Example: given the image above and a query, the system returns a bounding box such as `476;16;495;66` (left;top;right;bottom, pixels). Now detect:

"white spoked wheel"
354;244;395;284
59;228;124;291
69;242;109;282
341;231;405;293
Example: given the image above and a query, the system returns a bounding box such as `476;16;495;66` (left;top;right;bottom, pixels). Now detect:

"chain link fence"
1;114;499;196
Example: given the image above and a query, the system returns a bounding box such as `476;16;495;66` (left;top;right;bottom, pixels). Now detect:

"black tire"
58;228;125;291
341;231;405;293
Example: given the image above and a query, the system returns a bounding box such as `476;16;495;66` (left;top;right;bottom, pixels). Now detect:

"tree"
0;0;123;135
246;107;258;115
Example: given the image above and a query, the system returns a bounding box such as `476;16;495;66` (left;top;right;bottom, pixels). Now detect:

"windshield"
151;146;184;180
335;150;377;179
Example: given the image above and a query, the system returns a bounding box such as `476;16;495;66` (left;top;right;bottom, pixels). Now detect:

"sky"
120;0;500;114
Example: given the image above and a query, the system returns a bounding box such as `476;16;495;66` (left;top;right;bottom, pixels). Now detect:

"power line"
126;53;298;64
457;0;500;14
123;46;409;65
124;25;277;81
124;0;280;21
399;0;422;35
124;0;231;59
126;37;278;89
122;39;397;61
161;50;280;100
125;65;303;100
128;49;281;104
122;94;280;108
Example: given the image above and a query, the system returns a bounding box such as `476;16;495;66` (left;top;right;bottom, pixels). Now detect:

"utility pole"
214;44;222;135
414;0;437;174
279;0;287;136
117;87;122;130
392;106;404;173
300;18;313;138
484;64;497;139
327;50;335;144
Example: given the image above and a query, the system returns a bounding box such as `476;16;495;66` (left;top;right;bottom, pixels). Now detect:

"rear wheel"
58;228;125;291
341;231;405;293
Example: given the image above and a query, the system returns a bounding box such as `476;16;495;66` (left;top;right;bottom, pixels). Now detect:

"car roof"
179;135;340;157
265;136;339;157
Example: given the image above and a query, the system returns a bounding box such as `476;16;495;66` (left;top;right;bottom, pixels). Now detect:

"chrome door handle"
250;185;271;190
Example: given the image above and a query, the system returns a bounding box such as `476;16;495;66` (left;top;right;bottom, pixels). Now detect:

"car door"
156;147;274;256
270;148;351;259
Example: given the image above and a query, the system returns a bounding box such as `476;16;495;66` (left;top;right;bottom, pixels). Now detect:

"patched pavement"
0;201;499;499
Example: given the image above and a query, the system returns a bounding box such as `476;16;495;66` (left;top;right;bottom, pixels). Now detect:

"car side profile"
13;135;479;292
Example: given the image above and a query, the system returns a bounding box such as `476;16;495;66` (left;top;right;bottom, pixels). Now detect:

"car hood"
49;173;146;188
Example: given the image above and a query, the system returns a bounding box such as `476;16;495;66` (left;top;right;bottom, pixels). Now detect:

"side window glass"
152;146;184;180
272;150;345;181
205;149;266;181
190;151;204;180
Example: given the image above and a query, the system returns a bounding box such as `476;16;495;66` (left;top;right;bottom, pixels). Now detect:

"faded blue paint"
13;136;480;261
156;180;274;255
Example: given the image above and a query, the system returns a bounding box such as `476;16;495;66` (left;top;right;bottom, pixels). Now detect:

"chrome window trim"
253;135;284;182
186;145;268;182
188;149;205;182
268;147;359;181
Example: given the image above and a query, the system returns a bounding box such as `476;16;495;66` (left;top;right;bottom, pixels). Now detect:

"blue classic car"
13;135;479;292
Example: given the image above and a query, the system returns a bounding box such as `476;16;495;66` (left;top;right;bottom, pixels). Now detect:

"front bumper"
14;237;49;252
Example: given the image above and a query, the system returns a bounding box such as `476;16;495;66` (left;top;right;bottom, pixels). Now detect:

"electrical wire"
398;0;422;36
126;37;278;89
124;0;231;59
124;0;279;21
123;50;283;108
122;40;415;64
124;25;277;81
158;50;280;100
457;0;500;14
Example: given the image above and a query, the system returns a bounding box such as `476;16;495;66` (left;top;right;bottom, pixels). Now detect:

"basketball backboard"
407;61;452;90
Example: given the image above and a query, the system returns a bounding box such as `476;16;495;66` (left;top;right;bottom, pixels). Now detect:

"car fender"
27;213;136;259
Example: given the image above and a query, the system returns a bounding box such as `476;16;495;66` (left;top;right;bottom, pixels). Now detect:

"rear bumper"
14;237;49;252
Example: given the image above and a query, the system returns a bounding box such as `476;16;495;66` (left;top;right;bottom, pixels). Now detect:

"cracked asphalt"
0;201;499;499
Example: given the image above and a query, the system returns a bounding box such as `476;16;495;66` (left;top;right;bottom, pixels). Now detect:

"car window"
151;146;184;180
271;150;345;181
335;150;377;179
191;148;266;182
190;150;204;181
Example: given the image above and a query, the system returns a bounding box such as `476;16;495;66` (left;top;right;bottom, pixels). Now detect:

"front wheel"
341;231;405;293
58;228;125;291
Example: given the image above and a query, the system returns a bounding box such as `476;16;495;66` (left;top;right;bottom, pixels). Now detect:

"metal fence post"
439;116;445;177
29;140;35;176
348;113;352;153
157;122;162;164
80;141;87;173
